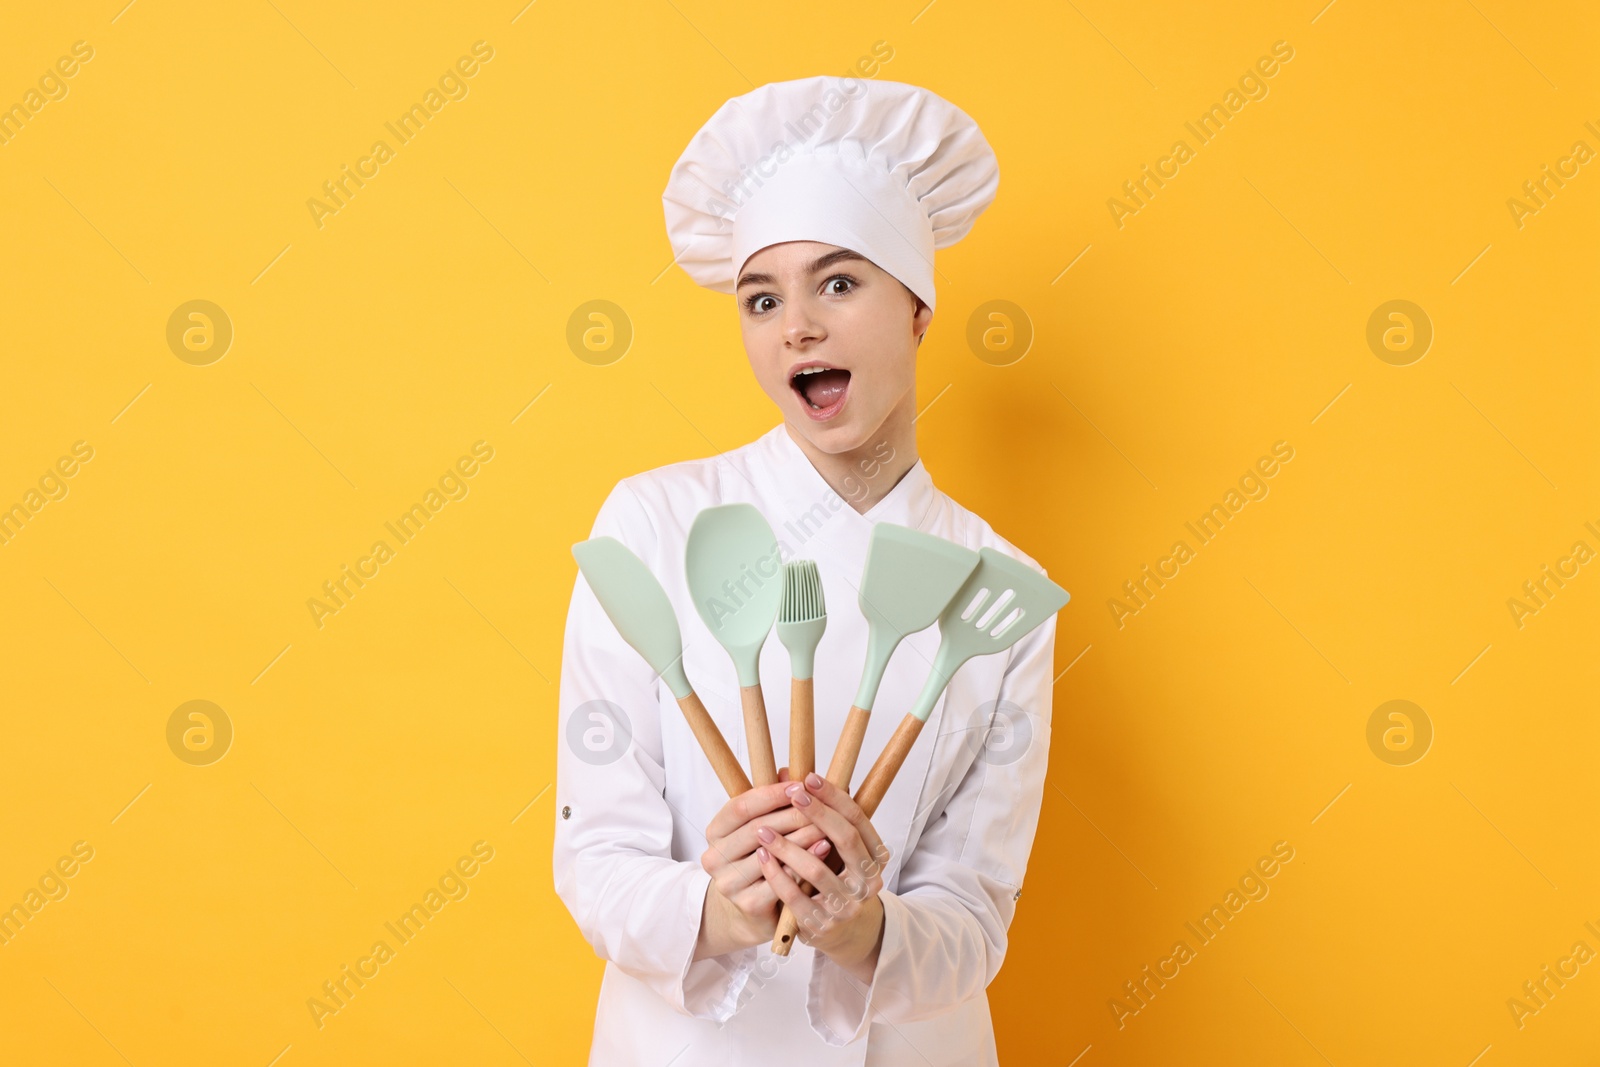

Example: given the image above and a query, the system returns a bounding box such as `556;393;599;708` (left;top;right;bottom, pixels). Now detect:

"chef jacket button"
1013;889;1021;900
562;805;572;820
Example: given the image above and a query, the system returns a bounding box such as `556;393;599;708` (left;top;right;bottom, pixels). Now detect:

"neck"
782;391;919;515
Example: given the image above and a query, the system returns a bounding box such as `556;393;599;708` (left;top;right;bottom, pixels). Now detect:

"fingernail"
789;788;811;807
813;840;831;857
756;826;774;844
756;847;770;864
806;772;823;790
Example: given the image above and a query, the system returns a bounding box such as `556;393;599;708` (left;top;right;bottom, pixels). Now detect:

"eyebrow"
736;248;870;290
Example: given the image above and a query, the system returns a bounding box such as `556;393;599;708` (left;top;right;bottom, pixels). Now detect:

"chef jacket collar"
760;423;937;543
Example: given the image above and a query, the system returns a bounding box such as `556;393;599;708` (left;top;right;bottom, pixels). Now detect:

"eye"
823;274;857;296
743;293;777;314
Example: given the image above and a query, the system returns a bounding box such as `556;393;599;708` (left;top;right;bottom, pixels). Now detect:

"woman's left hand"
755;772;891;984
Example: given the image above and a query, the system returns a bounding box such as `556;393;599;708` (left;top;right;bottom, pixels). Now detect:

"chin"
787;414;879;456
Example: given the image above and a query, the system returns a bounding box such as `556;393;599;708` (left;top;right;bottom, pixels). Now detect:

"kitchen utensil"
572;536;751;797
854;547;1070;818
685;504;785;787
776;560;826;784
772;560;832;933
772;523;980;954
829;524;980;793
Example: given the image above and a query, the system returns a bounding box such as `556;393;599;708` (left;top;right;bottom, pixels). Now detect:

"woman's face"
736;241;932;455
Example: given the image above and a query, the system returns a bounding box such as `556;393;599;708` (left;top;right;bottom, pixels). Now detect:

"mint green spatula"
832;524;981;791
854;546;1070;817
572;536;752;797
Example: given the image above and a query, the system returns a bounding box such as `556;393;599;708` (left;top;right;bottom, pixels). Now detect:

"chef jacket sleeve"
552;479;757;1021
806;603;1058;1044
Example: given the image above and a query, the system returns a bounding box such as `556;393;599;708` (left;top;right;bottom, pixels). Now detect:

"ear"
913;298;933;346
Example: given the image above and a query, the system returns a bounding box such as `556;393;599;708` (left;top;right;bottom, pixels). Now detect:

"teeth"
793;366;831;377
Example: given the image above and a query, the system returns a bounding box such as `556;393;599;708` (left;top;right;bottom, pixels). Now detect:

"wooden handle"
675;692;752;797
680;687;811;955
775;717;923;951
854;713;926;818
770;880;807;954
789;676;814;781
771;703;876;955
741;684;778;787
774;713;924;953
825;705;873;793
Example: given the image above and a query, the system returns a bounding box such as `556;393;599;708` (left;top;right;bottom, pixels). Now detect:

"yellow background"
1;0;1596;1063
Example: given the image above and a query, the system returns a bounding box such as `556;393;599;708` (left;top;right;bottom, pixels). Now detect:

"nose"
782;297;824;348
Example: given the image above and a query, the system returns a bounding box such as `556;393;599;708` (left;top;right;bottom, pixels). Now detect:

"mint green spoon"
685;504;784;786
572;536;752;797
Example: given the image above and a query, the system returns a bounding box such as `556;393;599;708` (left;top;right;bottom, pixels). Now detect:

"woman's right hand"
694;774;832;960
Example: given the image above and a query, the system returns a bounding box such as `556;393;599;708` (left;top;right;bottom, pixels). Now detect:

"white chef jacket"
553;423;1058;1067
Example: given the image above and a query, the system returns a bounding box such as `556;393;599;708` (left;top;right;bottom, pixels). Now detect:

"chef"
554;75;1060;1066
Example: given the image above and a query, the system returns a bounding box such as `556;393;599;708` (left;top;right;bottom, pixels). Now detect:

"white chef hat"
662;76;999;312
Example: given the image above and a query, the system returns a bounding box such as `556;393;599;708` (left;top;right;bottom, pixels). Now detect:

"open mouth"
790;363;851;421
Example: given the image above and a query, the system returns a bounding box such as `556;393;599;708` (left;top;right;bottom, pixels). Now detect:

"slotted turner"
854;547;1069;818
572;536;752;797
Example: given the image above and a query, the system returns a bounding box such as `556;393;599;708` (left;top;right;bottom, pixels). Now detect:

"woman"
554;75;1059;1066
